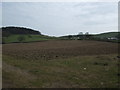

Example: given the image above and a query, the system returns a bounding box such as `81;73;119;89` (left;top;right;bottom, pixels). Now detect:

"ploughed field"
3;40;118;60
2;40;119;88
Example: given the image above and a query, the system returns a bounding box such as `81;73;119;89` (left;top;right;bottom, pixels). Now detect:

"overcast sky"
2;2;118;36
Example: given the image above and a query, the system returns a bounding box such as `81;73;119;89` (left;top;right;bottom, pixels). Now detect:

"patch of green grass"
3;35;58;44
3;54;119;88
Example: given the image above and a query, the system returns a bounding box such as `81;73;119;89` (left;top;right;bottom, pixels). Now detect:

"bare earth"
2;40;118;60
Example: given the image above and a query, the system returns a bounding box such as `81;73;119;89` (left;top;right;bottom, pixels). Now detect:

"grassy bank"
3;54;119;88
2;35;58;44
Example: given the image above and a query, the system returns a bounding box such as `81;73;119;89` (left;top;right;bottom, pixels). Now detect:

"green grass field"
3;35;57;43
94;32;119;39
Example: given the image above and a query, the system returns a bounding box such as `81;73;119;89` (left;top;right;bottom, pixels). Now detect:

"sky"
1;2;118;36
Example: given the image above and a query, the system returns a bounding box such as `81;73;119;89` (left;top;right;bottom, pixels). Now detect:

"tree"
78;32;83;35
85;32;89;35
17;36;25;42
77;32;84;40
68;35;72;40
116;33;120;40
85;32;90;39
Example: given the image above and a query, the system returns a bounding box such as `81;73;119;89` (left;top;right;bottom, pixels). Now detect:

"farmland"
2;35;57;44
2;40;119;88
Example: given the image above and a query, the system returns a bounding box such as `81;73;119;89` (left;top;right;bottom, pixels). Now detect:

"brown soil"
2;40;119;60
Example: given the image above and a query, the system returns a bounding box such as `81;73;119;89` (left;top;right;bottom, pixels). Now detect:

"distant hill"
1;26;41;37
60;32;119;39
1;26;119;44
94;32;120;39
59;32;120;43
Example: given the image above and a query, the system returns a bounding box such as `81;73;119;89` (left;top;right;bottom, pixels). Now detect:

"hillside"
1;26;119;44
60;32;119;39
59;32;120;43
1;26;57;44
1;26;41;37
94;32;120;39
2;35;57;44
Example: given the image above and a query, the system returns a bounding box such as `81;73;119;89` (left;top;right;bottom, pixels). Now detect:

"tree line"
60;32;120;43
1;26;41;37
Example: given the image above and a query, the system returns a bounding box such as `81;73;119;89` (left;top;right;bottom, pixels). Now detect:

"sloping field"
94;32;119;39
2;40;119;88
3;35;57;44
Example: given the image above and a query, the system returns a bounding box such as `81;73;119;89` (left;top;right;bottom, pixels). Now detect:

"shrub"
17;36;25;42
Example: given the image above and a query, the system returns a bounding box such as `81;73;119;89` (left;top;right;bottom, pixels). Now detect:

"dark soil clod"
117;56;120;58
94;62;98;65
117;73;120;76
103;63;108;66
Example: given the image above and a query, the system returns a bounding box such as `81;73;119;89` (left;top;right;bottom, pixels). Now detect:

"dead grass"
2;54;119;88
